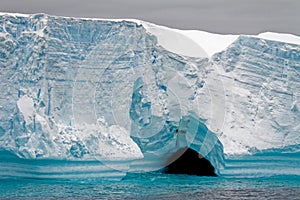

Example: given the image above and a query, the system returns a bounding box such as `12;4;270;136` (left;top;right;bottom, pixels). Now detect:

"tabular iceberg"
0;13;299;179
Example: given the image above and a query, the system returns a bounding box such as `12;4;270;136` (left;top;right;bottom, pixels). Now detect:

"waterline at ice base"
0;13;299;183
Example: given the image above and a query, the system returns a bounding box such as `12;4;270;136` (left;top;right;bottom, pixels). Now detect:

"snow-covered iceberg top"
1;12;299;58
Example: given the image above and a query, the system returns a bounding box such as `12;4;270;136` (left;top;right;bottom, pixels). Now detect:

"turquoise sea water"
1;174;299;199
1;151;299;199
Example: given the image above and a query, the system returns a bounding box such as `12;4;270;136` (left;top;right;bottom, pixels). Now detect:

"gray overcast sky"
1;0;299;35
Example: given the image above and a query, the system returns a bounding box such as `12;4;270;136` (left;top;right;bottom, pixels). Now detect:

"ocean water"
1;174;299;199
0;151;299;199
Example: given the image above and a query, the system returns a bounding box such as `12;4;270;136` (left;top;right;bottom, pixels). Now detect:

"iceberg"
0;13;299;179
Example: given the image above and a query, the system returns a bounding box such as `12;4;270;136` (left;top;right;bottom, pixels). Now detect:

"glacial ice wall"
0;13;299;178
0;13;224;174
212;36;300;154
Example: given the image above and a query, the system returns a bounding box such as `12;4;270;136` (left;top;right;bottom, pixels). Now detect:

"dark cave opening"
163;147;217;176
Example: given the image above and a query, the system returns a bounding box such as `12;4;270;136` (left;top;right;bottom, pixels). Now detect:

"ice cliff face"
0;13;299;175
212;36;300;154
0;13;223;173
0;14;147;161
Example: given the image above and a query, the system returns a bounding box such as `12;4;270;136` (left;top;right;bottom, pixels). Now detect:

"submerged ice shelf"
0;13;299;179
